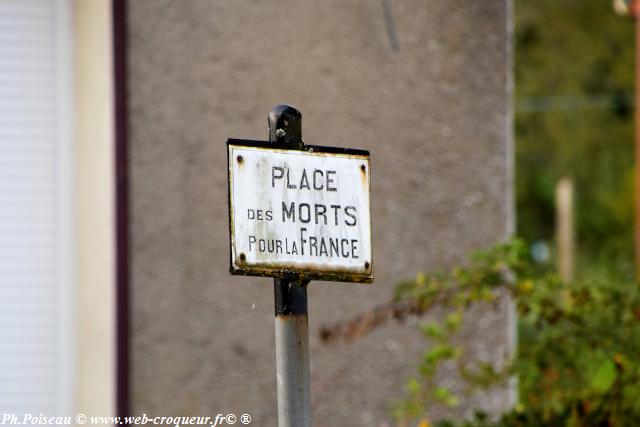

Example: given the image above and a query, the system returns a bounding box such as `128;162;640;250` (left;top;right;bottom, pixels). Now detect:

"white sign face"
228;140;373;283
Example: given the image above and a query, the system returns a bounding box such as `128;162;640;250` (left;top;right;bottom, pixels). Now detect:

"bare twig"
319;299;424;344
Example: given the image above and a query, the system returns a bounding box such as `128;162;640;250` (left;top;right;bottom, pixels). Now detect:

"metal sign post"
270;105;311;427
227;104;373;427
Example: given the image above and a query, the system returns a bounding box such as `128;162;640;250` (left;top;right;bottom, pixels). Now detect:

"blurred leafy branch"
320;239;640;426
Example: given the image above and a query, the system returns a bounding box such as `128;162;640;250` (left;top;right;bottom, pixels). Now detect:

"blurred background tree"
515;0;635;271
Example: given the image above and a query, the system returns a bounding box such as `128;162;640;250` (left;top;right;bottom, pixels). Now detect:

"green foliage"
391;2;639;425
393;239;640;427
515;0;635;263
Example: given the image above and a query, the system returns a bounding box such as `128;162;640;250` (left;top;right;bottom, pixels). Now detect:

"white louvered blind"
0;0;73;413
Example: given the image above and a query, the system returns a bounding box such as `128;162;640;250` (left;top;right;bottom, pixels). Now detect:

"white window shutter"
0;0;73;414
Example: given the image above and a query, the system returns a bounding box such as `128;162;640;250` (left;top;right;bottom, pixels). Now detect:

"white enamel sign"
228;140;373;283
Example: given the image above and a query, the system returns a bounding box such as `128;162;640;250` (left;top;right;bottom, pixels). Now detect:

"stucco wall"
127;1;513;425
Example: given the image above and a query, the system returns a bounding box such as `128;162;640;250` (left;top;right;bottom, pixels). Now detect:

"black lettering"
329;238;339;257
266;210;273;221
282;202;295;222
314;204;327;225
276;240;283;253
299;169;310;189
331;205;341;226
267;240;275;253
340;239;350;257
344;206;357;226
272;166;284;188
299;203;311;223
286;169;297;189
299;228;307;255
259;239;266;252
249;235;256;251
326;171;337;192
257;210;264;220
351;239;359;259
248;209;255;220
313;169;324;190
319;238;328;256
309;237;318;256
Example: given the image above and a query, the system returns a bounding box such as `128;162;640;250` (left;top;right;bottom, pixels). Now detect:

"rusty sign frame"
227;138;373;284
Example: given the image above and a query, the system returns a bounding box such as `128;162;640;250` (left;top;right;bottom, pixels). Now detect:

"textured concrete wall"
127;1;513;425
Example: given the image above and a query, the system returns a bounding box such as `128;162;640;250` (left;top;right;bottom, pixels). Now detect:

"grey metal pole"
269;105;311;427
